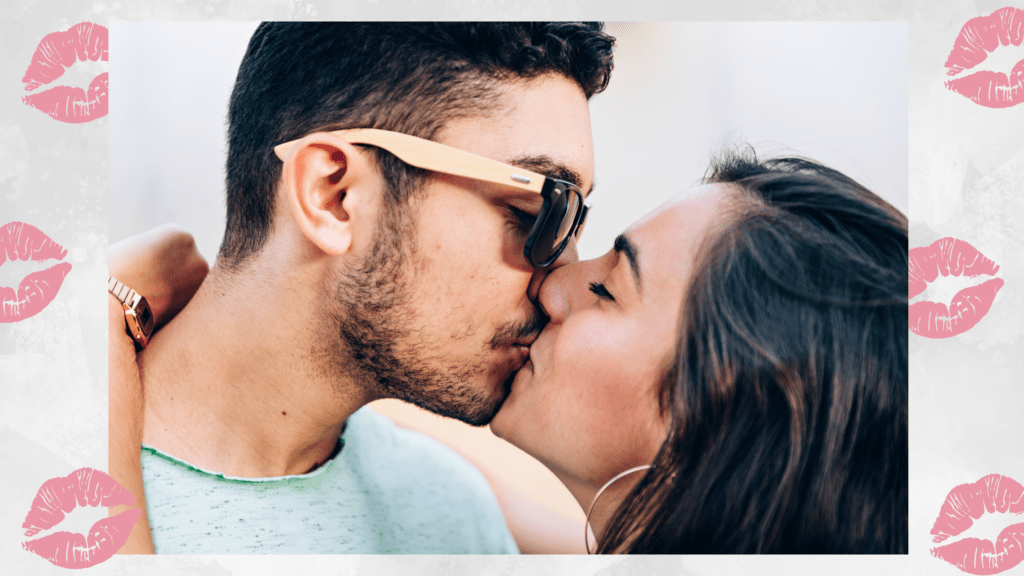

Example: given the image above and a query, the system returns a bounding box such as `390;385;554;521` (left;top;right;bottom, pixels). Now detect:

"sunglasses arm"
274;129;545;195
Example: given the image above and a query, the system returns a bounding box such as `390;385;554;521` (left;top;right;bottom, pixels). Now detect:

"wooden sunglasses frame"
273;128;588;268
274;128;549;194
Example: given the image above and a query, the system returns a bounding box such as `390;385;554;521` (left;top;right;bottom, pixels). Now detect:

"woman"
110;149;908;554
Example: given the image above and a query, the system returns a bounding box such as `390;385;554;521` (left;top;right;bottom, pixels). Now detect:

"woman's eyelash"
589;281;615;302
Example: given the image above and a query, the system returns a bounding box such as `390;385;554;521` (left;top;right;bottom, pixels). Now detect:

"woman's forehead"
622;183;732;292
630;183;732;241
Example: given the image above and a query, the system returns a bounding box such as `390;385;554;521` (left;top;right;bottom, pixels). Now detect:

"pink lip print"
21;22;108;123
943;7;1024;108
908;237;1004;338
22;468;141;569
931;474;1024;575
1;222;72;323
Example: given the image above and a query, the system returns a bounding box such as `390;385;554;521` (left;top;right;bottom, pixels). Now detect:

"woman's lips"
908;237;1003;338
21;22;108;123
1;222;72;323
930;474;1024;575
943;7;1024;108
22;468;141;569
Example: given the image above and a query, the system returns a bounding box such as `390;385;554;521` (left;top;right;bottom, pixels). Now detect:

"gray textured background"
2;1;1022;575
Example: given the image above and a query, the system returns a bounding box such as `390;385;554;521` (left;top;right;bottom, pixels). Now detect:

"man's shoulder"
344;407;518;553
139;406;517;553
346;406;491;495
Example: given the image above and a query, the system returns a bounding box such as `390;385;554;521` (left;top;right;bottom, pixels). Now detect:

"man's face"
335;74;595;425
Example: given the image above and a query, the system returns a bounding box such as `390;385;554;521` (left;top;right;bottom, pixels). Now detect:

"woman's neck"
556;467;648;552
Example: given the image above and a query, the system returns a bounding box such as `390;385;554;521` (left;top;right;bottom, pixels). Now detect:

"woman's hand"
109;224;209;327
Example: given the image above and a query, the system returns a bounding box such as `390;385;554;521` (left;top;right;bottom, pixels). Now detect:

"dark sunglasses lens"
551;186;581;248
574;204;589;239
530;183;582;266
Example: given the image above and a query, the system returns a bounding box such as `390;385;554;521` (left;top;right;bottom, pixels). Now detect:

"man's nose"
536;261;587;324
535;244;591;324
527;238;580;303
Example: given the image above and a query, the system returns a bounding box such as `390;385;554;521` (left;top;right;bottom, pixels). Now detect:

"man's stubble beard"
325;195;516;426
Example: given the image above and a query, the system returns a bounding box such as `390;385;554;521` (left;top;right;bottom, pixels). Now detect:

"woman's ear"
278;132;376;256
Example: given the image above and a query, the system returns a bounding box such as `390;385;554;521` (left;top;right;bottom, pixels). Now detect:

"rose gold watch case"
108;276;155;348
123;292;154;348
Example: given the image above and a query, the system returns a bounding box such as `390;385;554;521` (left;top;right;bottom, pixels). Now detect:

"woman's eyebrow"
614;233;642;292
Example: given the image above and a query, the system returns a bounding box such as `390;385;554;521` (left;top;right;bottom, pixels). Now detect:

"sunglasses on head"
274;128;589;269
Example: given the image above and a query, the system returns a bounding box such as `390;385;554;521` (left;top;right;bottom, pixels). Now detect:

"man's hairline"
234;70;600;269
268;70;596;207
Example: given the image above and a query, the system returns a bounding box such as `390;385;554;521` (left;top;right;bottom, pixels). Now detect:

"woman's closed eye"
589;281;615;302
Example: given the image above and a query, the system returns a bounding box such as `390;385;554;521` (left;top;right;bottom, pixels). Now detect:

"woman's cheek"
567;314;627;384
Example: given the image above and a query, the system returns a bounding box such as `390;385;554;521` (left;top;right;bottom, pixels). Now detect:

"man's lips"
494;315;543;369
0;222;72;323
930;474;1024;575
22;468;141;569
943;7;1024;108
908;237;1003;338
21;22;109;123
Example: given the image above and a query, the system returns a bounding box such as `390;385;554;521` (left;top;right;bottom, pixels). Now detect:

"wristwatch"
108;275;155;349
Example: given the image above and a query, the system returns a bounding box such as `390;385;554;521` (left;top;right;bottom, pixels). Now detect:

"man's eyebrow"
614;233;642;291
508;155;590;194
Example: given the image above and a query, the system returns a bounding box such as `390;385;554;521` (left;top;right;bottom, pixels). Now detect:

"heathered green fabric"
140;407;518;554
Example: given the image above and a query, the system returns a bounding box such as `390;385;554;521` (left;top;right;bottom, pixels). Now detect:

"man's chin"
456;377;509;426
450;373;514;427
429;361;518;426
415;394;503;427
397;374;508;427
370;345;520;426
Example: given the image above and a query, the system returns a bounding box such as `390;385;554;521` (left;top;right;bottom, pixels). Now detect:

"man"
108;22;612;553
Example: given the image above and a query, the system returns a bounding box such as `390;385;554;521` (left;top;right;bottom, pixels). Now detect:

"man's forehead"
440;74;595;193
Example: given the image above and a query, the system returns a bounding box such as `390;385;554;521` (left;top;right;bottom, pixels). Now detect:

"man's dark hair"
220;22;615;267
600;149;908;553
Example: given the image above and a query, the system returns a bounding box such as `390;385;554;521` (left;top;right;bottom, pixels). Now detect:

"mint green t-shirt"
140;407;518;554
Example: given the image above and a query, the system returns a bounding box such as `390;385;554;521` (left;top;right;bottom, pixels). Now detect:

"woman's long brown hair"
600;150;908;553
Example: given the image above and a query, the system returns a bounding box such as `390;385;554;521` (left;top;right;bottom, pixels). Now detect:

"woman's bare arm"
108;296;154;554
108;225;209;554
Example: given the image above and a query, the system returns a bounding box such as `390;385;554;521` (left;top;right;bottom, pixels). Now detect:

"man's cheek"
447;319;480;343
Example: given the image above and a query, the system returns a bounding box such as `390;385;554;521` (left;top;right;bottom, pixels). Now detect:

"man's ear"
278;132;376;256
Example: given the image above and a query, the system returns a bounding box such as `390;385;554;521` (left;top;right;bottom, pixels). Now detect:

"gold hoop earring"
585;464;652;554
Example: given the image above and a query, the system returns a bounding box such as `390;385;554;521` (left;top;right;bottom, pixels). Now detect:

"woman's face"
490;184;733;488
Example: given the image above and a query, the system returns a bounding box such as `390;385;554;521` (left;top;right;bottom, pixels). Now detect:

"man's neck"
139;261;370;478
